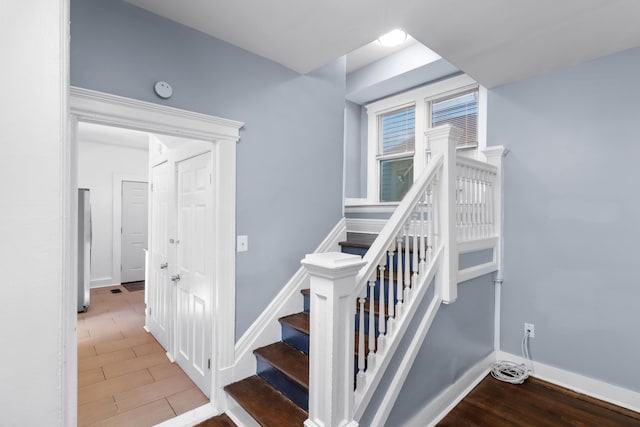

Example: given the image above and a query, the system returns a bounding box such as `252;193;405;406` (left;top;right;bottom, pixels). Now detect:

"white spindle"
358;297;365;378
378;264;386;336
404;224;410;297
368;280;376;358
420;194;426;273
396;237;403;305
411;218;418;301
387;247;395;321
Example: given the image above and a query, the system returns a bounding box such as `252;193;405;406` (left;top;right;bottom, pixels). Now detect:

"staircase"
203;234;389;426
196;126;505;427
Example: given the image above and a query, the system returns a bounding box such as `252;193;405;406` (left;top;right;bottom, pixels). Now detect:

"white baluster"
387;246;395;322
412;217;418;295
357;297;366;382
420;193;426;273
427;185;434;264
378;263;386;337
368;279;376;360
404;223;410;302
396;236;403;306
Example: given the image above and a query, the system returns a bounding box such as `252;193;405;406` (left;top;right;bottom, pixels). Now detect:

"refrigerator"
78;188;91;312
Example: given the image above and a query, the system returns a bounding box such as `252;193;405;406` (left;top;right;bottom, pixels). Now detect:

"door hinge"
207;359;211;369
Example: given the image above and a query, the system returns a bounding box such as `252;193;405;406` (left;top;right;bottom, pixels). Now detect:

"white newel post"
427;125;461;303
301;252;366;427
482;146;507;276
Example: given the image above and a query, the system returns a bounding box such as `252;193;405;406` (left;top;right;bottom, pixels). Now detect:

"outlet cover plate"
237;235;248;252
524;323;535;338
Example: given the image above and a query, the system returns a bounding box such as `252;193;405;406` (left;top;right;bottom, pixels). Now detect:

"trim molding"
70;87;244;142
404;352;495;427
226;219;347;386
496;351;640;414
345;218;386;234
89;278;116;288
70;87;244;421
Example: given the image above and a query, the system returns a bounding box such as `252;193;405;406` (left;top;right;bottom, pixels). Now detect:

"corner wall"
0;0;71;425
70;0;346;339
489;47;640;393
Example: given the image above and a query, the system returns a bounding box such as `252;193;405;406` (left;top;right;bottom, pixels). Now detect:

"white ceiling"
125;0;640;88
346;36;419;74
78;122;150;150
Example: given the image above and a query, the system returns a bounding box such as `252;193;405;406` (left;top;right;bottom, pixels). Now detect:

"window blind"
380;105;415;155
431;91;478;148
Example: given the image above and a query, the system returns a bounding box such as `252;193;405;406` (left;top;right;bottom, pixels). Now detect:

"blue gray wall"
71;0;346;339
489;47;640;392
345;101;362;198
360;274;495;426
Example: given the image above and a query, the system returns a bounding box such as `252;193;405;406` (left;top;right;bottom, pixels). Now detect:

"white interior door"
175;151;213;397
121;181;148;283
147;162;172;352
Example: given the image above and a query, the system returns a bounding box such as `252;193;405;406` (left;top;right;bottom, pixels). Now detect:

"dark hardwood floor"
438;375;640;427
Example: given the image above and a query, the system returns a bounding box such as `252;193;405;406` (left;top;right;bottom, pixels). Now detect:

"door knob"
160;262;168;269
171;274;181;282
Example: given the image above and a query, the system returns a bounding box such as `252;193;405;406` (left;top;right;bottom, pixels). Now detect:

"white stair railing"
455;156;499;242
301;125;504;427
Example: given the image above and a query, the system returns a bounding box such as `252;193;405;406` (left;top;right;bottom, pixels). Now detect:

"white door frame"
69;86;243;413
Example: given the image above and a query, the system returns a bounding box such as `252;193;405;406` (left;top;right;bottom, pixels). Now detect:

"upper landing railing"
302;125;505;427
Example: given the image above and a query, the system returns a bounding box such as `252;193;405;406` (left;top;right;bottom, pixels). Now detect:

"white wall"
78;140;149;287
0;1;72;425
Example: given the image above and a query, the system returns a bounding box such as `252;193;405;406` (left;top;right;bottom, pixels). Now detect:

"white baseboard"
404;352;494;427
153;403;219;427
496;351;640;414
90;278;117;288
230;219;347;383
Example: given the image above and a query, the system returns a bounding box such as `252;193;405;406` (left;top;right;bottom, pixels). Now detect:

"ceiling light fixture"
377;29;407;47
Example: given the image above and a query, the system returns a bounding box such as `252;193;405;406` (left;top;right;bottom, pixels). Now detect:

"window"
366;74;484;203
431;90;478;149
378;106;415;202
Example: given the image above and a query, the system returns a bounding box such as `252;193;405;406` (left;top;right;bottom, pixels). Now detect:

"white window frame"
365;74;486;204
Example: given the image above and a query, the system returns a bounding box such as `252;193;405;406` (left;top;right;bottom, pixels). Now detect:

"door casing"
70;86;243;415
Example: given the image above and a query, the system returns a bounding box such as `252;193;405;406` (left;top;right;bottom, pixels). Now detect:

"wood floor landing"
437;375;640;426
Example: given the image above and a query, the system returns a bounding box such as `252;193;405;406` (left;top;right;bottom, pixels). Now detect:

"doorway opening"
70;86;243;425
76;122;212;425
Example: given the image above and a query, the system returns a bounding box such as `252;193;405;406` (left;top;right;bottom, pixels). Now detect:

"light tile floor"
78;285;208;426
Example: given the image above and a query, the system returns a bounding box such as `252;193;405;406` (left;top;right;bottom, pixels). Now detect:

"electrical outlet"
524;323;535;338
237;235;248;252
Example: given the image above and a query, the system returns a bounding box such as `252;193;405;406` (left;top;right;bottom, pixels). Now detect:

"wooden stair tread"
339;232;377;249
195;413;236;427
225;376;308;427
279;312;309;335
339;232;420;252
254;342;309;390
